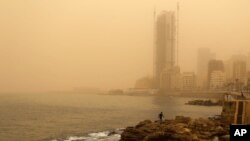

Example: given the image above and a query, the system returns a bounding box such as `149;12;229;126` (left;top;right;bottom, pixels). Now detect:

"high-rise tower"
154;11;176;89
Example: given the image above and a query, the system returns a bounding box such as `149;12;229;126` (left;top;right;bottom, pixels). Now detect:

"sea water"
0;93;222;141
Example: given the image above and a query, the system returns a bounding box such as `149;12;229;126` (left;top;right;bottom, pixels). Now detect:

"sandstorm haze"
0;0;250;93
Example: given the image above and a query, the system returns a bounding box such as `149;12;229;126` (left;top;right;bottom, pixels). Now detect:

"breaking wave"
51;128;124;141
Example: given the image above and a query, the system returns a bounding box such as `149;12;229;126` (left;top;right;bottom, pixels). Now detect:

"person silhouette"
158;112;164;123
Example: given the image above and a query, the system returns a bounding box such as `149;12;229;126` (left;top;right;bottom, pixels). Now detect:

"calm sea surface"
0;93;222;141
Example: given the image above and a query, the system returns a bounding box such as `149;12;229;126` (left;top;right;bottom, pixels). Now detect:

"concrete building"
233;61;247;83
222;93;250;124
197;48;216;89
182;72;196;90
208;60;224;89
225;55;247;83
209;71;225;90
154;11;176;91
222;99;250;124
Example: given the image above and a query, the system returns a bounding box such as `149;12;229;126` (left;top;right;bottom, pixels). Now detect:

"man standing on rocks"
158;112;164;123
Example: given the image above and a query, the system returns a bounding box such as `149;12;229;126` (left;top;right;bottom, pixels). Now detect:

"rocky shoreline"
120;116;229;141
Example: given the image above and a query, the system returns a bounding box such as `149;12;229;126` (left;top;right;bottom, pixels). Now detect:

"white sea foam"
51;129;123;141
88;131;110;137
64;136;86;141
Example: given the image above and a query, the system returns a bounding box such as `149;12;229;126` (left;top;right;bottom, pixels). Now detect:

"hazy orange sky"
0;0;250;92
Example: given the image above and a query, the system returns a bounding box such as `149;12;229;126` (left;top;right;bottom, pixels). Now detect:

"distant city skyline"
0;0;250;92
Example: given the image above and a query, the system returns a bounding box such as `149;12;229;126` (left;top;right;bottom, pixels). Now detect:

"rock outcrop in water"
186;99;223;106
120;116;229;141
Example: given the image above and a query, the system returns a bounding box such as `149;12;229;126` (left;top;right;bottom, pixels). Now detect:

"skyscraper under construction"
154;11;177;90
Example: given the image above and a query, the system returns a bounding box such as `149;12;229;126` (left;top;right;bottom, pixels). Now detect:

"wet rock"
108;129;124;136
108;131;116;136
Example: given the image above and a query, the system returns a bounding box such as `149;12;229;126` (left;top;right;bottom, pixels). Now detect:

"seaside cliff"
120;116;229;141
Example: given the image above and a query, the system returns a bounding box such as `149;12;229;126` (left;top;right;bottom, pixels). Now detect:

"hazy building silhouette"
134;76;153;89
233;61;247;83
181;72;196;90
197;48;216;89
224;55;247;83
209;71;225;90
207;60;224;89
154;11;176;90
